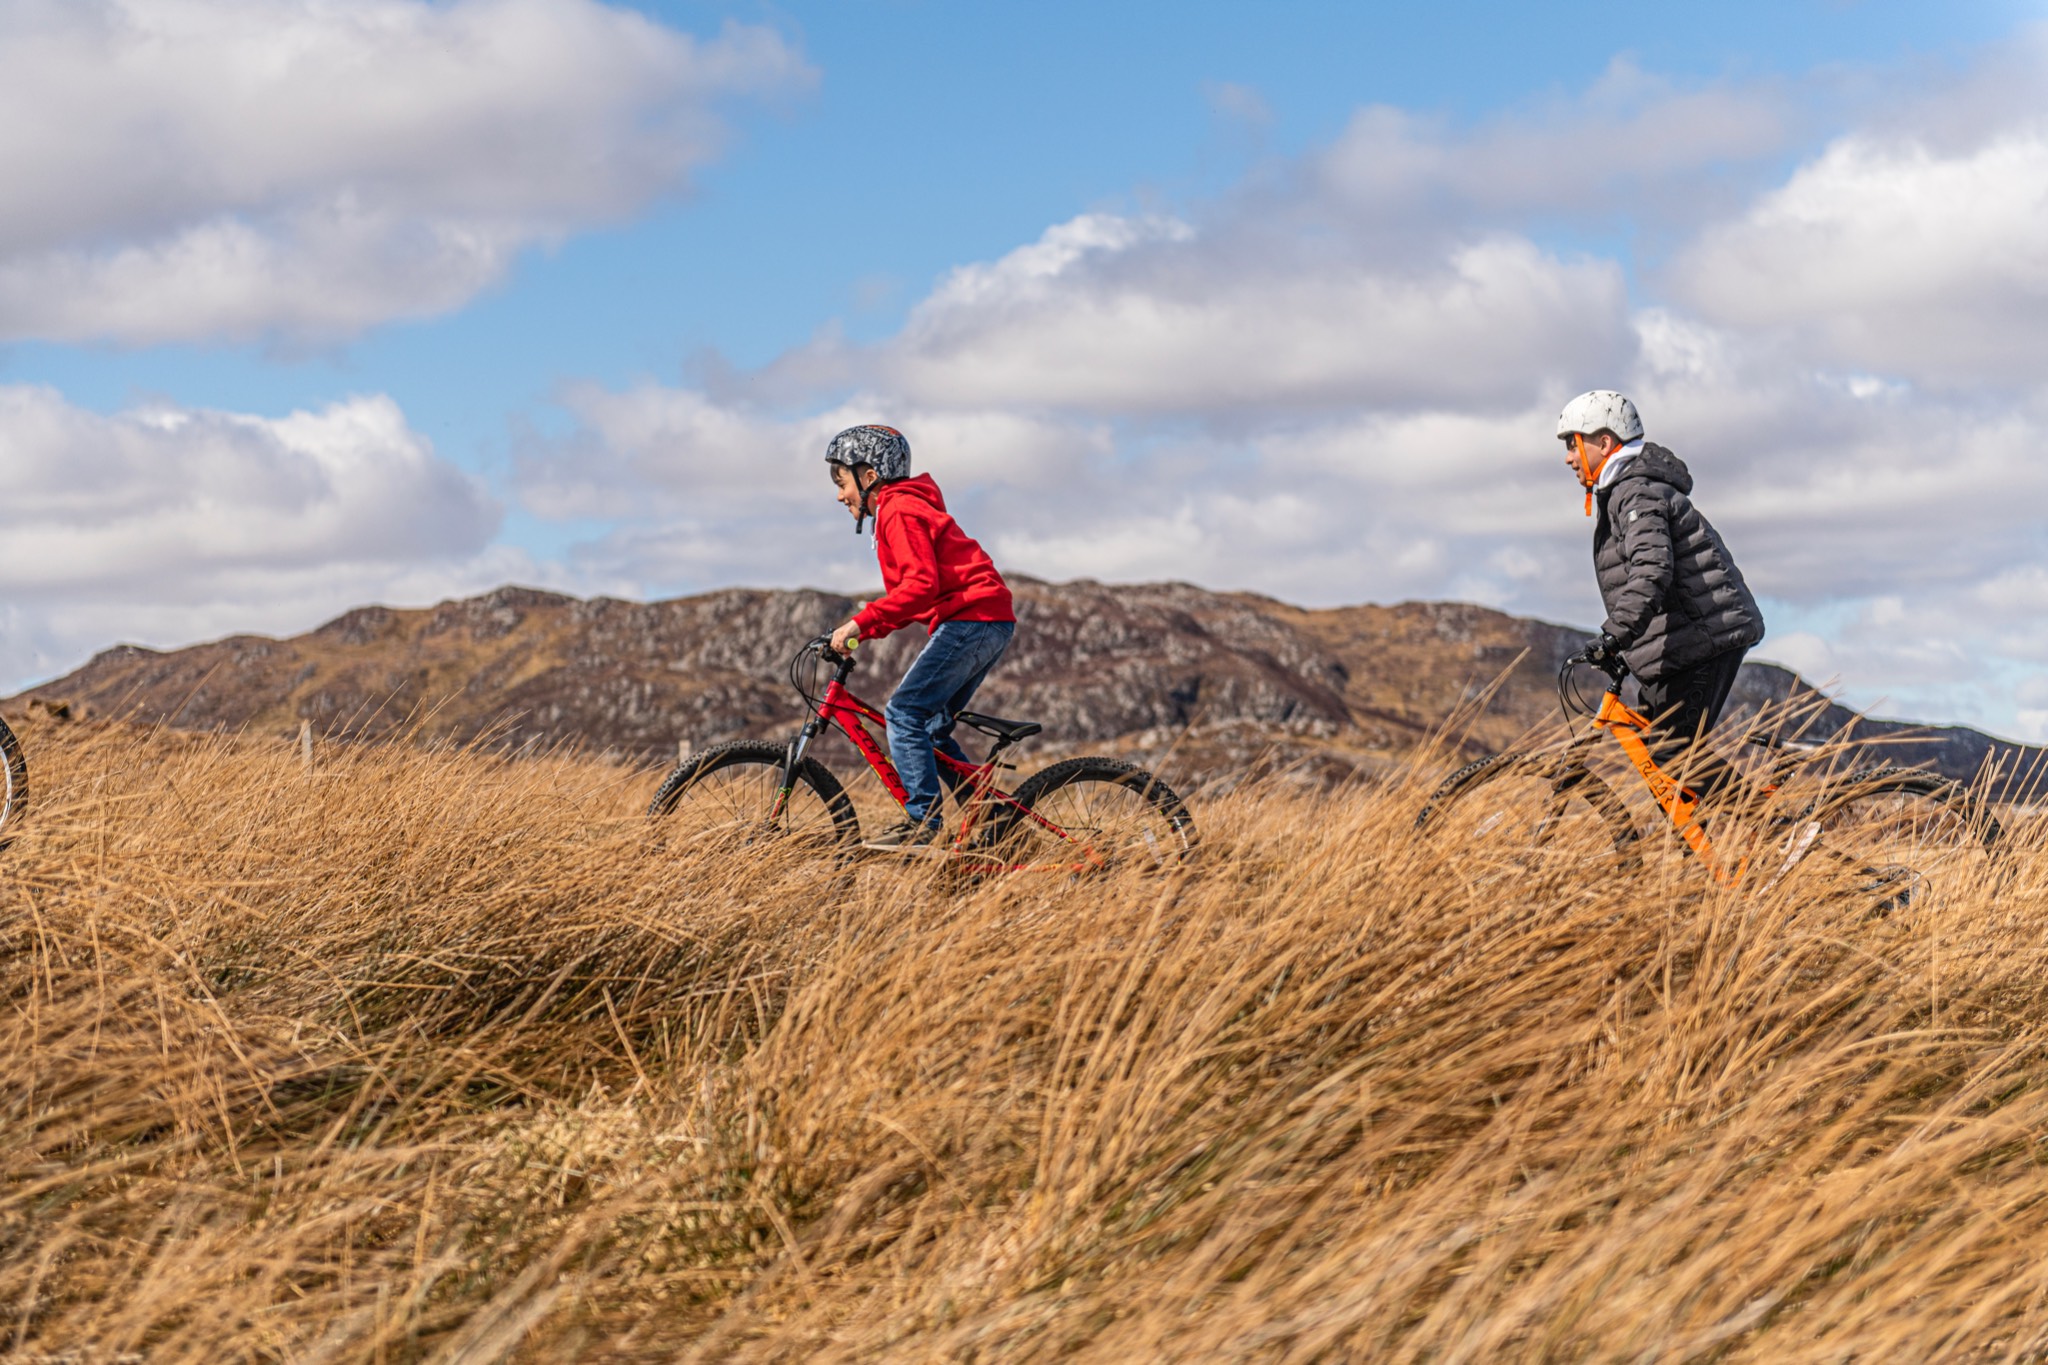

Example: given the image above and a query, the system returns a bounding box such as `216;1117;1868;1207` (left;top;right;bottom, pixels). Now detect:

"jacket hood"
1608;442;1692;497
874;473;946;513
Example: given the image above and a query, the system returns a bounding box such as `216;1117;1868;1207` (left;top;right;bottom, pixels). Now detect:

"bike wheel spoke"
1430;769;1629;861
665;763;839;850
1010;774;1190;873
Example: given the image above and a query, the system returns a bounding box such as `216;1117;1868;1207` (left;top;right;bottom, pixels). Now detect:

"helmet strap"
1570;433;1609;517
854;468;878;535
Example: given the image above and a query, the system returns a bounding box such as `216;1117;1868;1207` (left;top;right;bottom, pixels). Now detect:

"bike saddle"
954;710;1042;742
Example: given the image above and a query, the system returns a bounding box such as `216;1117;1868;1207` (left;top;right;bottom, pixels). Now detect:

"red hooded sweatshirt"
851;475;1014;641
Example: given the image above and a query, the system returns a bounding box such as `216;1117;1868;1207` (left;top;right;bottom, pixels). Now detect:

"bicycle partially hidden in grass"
0;714;25;843
649;636;1197;872
1414;647;2000;904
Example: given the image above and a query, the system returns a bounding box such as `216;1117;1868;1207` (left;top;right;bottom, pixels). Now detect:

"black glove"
1584;632;1624;667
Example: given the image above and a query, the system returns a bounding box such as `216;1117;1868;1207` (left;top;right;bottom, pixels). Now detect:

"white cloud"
753;213;1634;419
882;226;1630;415
0;384;555;685
1672;128;2048;384
0;0;810;343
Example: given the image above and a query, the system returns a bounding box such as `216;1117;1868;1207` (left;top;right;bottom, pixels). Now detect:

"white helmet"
1555;390;1643;443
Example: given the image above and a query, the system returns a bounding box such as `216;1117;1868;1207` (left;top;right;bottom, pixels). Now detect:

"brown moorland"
5;706;2047;1361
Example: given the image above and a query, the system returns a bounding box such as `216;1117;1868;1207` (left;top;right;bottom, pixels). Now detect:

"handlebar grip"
808;634;858;666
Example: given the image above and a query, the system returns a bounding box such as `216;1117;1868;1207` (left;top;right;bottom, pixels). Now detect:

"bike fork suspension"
771;719;824;821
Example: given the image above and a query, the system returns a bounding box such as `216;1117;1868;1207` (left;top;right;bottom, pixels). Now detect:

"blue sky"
3;0;2048;738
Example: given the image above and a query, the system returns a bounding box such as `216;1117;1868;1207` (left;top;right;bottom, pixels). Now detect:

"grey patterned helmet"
824;424;912;481
824;424;911;534
1555;390;1643;443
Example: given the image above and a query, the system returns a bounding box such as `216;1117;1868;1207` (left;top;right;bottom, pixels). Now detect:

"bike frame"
1586;681;1755;887
773;648;1099;868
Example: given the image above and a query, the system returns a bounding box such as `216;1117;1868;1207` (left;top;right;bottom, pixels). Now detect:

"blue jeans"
885;619;1014;825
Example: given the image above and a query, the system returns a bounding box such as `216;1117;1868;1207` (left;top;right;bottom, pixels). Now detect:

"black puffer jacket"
1594;443;1764;680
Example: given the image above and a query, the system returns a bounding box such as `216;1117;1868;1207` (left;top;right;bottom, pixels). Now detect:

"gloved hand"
1584;632;1624;668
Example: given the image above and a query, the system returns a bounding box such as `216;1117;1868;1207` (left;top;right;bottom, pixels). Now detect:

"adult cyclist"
1558;390;1766;797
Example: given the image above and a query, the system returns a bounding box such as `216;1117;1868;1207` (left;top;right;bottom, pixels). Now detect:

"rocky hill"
10;578;2042;795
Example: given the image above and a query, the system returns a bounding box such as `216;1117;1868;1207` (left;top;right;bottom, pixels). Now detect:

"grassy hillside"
7;713;2048;1360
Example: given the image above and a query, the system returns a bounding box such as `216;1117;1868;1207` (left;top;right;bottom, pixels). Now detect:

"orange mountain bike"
648;635;1196;873
1414;648;2001;904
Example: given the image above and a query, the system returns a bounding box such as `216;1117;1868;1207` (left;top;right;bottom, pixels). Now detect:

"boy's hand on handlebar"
829;620;860;655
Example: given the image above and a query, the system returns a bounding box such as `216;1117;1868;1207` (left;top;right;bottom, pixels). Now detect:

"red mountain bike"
648;636;1196;872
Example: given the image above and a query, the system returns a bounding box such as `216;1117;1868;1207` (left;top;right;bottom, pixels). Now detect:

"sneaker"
863;819;945;853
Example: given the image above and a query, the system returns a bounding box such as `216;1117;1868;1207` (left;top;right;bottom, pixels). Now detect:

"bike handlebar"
1557;646;1629;720
804;634;859;668
1563;647;1630;682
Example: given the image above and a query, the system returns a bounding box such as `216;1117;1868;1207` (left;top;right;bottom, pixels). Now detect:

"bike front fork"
771;719;825;820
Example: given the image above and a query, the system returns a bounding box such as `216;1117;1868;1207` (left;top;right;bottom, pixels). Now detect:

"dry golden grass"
6;714;2048;1362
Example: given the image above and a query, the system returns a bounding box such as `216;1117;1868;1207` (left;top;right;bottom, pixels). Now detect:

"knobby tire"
1001;756;1198;868
1801;765;2002;849
647;739;859;846
1414;750;1637;852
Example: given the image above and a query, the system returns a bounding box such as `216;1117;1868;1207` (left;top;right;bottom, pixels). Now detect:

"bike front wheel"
647;740;859;851
999;757;1197;872
0;715;25;841
1415;752;1637;859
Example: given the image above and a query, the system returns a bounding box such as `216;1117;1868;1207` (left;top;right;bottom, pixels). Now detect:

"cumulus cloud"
880;224;1630;415
753;211;1634;420
0;0;810;343
0;384;559;685
1671;129;2048;385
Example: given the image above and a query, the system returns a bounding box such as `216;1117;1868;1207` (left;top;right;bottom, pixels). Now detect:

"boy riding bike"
823;424;1015;850
1558;390;1765;797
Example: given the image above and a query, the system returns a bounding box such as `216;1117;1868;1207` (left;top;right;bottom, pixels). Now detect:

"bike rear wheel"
1415;752;1637;858
647;740;858;850
1791;765;2000;907
0;716;25;841
999;757;1196;872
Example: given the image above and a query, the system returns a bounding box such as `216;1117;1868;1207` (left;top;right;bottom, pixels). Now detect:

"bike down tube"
1594;688;1752;887
821;676;912;807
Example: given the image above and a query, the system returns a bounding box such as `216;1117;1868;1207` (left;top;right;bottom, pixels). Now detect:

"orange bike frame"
1592;689;1753;887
